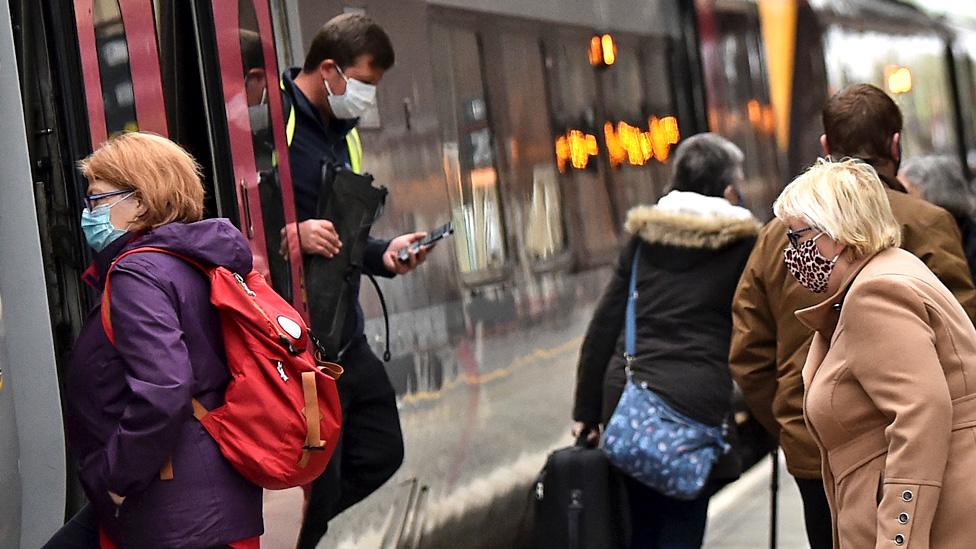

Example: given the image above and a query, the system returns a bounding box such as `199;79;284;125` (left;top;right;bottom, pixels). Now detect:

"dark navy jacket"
280;67;392;346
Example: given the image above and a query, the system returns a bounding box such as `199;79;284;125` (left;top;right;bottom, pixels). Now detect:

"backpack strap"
101;247;208;345
100;246;210;481
297;371;326;468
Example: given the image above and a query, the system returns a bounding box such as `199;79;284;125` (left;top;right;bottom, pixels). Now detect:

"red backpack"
101;246;342;490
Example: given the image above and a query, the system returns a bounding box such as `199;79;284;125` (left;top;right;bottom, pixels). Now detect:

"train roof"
808;0;946;36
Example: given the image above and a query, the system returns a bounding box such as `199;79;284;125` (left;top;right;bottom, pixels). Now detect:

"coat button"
902;490;913;502
894;534;905;545
898;512;909;524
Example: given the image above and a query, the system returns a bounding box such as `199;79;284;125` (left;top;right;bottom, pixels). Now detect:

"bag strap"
100;246;210;481
624;245;641;368
364;273;392;362
297;371;326;468
101;247;208;346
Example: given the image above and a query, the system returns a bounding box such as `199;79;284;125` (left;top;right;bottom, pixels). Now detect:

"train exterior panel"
0;0;66;545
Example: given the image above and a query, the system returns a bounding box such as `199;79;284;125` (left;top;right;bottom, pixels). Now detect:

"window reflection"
700;8;780;217
958;40;976;172
525;165;565;261
494;30;568;266
432;25;508;276
93;0;137;135
823;28;958;159
239;0;291;299
543;36;617;261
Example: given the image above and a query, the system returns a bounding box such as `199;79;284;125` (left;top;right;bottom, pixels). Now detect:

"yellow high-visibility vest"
282;79;363;173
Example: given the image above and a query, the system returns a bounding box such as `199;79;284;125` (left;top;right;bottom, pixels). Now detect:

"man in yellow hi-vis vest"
279;13;429;549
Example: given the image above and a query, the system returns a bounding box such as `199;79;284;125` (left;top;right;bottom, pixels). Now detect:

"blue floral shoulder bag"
601;246;730;500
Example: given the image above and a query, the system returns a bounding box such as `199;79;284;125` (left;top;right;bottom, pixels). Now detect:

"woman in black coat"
572;133;760;549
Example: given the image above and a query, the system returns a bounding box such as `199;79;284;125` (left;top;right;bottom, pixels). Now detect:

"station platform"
704;453;809;549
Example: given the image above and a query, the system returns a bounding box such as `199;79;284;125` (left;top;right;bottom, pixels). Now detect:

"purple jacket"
66;219;263;548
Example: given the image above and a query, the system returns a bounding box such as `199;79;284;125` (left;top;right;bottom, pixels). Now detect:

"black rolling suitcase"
532;437;627;549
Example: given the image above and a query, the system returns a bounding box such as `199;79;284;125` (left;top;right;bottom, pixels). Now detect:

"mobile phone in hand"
397;222;454;262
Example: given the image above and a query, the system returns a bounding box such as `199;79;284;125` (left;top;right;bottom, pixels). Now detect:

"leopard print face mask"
783;233;840;293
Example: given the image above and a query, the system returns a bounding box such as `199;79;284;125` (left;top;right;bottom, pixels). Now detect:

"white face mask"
324;66;376;120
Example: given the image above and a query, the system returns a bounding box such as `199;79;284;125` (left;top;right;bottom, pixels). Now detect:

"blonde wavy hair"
773;158;901;259
79;132;205;230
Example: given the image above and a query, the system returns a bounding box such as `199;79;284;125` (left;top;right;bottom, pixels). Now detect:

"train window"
430;24;508;277
494;31;567;264
238;0;291;301
822;28;959;159
93;0;138;135
959;41;976;172
600;37;675;218
603;41;644;121
543;35;619;265
699;7;780;217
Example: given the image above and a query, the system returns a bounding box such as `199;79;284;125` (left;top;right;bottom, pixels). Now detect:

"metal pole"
770;447;779;549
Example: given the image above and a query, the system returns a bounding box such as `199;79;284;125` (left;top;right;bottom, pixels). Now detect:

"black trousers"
794;477;833;549
625;477;711;549
297;338;405;549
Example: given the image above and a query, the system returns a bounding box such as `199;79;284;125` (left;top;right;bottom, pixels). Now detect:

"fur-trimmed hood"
625;190;761;249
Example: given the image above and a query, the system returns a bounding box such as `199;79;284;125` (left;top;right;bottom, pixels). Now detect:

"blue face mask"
81;193;134;252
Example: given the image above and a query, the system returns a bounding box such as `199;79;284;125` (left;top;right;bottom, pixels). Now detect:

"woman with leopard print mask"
776;158;976;549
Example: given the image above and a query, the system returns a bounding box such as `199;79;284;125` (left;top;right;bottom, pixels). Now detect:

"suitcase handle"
575;428;598;448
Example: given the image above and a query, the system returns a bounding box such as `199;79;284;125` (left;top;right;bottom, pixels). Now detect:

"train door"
0;2;66;545
191;0;305;310
12;0;174;542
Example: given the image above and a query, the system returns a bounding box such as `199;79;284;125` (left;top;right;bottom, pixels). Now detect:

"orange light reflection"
555;129;599;172
601;34;616;66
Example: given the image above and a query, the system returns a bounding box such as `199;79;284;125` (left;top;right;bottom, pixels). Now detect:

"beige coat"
796;247;976;549
730;185;976;478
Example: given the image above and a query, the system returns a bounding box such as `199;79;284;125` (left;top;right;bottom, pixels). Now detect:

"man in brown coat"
729;83;976;549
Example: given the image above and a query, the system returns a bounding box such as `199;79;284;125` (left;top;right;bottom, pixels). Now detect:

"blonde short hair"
773;158;901;258
79;132;204;230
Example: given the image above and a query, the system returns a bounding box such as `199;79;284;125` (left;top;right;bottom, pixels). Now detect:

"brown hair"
239;29;264;73
302;13;394;73
822;84;902;167
79;132;205;230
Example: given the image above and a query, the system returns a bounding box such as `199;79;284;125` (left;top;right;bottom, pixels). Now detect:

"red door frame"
118;0;169;136
74;0;168;148
251;0;307;317
74;0;108;146
209;0;271;279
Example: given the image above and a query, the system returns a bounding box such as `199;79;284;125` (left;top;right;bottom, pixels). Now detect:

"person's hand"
279;219;342;259
572;422;600;446
383;232;429;275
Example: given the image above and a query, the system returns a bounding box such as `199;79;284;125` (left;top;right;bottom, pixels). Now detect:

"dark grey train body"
1;0;975;547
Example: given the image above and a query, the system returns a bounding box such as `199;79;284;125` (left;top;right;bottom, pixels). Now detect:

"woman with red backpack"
45;132;263;548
